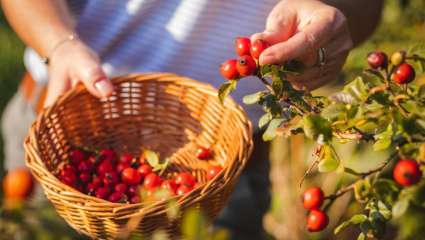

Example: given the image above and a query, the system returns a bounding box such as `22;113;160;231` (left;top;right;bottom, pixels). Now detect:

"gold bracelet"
41;34;78;65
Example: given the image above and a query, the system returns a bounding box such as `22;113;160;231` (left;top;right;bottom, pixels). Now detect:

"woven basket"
24;73;253;239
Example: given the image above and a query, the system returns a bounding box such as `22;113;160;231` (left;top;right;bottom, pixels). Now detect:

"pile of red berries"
220;37;270;80
367;50;415;84
57;147;223;204
302;187;329;232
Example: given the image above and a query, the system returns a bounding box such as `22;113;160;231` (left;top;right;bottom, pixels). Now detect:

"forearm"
324;0;384;46
1;0;75;57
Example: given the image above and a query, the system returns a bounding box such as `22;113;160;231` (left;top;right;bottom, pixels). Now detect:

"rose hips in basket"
196;146;212;159
367;51;388;69
161;179;178;195
128;185;139;197
98;149;117;162
176;185;193;196
144;173;163;189
138;164;153;178
302;187;324;210
235;37;251;56
130;195;141;204
220;59;240;80
78;160;94;173
393;159;422;186
95;186;111;200
109;191;127;203
97;160;114;175
175;172;196;188
60;168;77;186
103;172;120;186
114;183;128;193
122;168;142;185
70;149;85;164
392;63;415;84
80;172;92;183
250;39;270;59
307;209;329;232
207;165;223;180
120;153;133;163
237;55;257;77
117;162;131;173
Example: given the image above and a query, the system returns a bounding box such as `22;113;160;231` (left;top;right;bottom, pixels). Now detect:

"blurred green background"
0;0;424;239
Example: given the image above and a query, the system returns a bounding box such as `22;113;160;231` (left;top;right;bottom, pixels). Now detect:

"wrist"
42;33;79;65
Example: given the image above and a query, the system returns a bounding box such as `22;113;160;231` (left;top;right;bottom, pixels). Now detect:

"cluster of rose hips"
367;50;415;84
57;147;223;204
301;158;422;232
220;37;270;80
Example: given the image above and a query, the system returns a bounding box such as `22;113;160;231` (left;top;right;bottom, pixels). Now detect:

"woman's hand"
44;39;113;107
252;0;353;90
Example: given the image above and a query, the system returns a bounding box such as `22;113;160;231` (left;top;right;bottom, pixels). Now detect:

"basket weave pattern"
24;73;253;239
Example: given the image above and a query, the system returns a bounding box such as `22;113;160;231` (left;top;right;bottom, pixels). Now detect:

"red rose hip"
121;168;142;185
161;179;178;195
143;173;163;189
95;186;111;200
220;59;239;80
250;39;270;59
138;164;153;178
176;185;193;196
130;195;141;204
302;187;324;210
367;51;388;69
120;153;133;164
207;165;223;180
393;159;422;186
237;55;257;76
70;149;85;164
392;63;415;84
235;37;251;56
175;172;196;188
307;209;329;232
196;146;212;159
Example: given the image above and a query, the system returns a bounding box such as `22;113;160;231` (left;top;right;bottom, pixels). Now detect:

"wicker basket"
24;73;253;239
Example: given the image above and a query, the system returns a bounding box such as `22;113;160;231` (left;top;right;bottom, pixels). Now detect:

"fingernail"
95;78;113;97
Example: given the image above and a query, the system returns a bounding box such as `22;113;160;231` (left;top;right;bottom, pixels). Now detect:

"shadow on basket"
24;73;253;239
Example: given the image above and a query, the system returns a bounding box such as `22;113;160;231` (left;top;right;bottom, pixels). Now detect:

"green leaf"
262;118;285;141
218;80;237;103
272;75;284;97
258;113;272;128
144;149;159;167
321;103;346;120
373;179;400;205
334;214;367;234
303;114;332;142
343;76;369;101
373;124;393;151
357;233;366;240
243;91;265;105
354;179;372;202
318;144;340;172
392;198;410;219
260;64;272;76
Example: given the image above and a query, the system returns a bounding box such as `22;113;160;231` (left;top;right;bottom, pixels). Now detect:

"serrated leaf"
260;64;272;76
243;91;265;105
343;77;369;101
262;118;285;141
318;144;340;172
303;114;332;142
144;149;159;167
329;92;355;104
218;80;237;103
392;198;409;219
258;113;272;128
373;124;393;151
334;214;367;234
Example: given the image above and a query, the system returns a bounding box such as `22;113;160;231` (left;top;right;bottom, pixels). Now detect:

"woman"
1;0;383;238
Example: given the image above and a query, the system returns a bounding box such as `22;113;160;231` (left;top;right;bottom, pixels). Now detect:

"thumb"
44;74;71;107
76;62;113;98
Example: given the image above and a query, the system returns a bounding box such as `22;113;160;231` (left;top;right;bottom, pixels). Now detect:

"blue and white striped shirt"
24;0;279;123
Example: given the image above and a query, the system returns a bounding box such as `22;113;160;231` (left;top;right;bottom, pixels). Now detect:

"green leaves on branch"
218;80;237;103
334;214;367;234
317;144;340;172
262;118;285;141
373;123;394;151
303;114;332;143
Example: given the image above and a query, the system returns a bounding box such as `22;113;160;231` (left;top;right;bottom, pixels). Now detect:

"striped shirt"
24;0;279;124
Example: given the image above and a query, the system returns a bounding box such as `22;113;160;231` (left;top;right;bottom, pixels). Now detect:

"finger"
75;61;113;98
44;74;71;107
259;14;337;66
251;14;297;45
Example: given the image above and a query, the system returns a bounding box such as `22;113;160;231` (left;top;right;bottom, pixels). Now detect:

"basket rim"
24;72;253;215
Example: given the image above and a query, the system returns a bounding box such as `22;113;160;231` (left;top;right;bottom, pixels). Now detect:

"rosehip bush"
219;39;425;239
